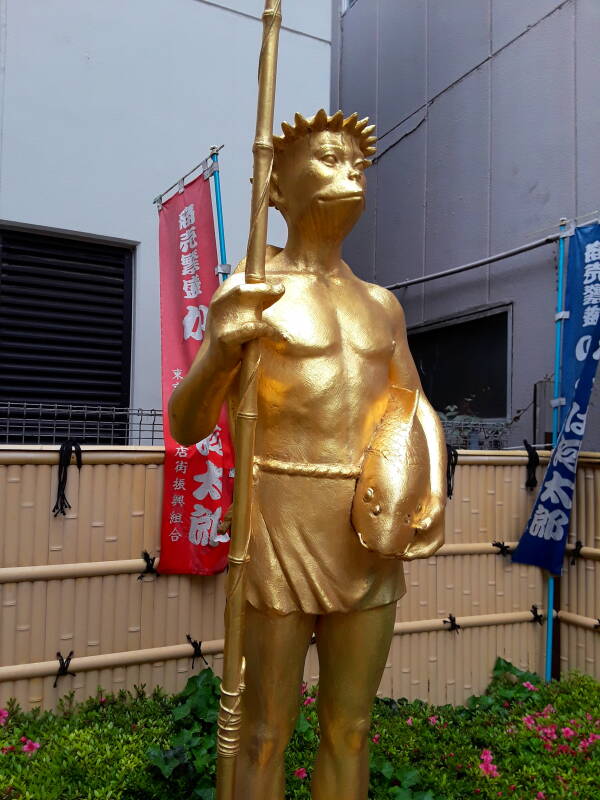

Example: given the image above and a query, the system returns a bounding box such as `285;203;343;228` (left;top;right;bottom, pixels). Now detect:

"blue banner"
512;223;600;575
561;222;600;413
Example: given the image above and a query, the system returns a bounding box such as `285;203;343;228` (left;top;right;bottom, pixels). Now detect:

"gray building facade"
331;0;600;449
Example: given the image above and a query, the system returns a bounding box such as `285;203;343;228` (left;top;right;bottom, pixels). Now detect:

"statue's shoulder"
212;245;284;301
353;274;406;323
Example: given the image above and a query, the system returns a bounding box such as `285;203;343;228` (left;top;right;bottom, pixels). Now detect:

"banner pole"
545;218;568;682
210;147;229;281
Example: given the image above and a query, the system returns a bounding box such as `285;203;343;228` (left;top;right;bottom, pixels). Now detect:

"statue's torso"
255;265;394;466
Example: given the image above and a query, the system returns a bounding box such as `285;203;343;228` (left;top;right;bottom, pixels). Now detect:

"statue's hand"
398;493;445;560
207;281;285;367
412;492;445;533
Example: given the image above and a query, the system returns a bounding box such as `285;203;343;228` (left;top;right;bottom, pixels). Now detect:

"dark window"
407;310;509;419
0;229;133;441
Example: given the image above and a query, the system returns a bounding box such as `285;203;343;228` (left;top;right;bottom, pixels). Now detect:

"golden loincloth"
246;459;406;615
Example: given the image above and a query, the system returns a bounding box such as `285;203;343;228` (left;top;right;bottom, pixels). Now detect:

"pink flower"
371;733;380;744
562;726;576;739
536;793;545;799
428;715;438;726
300;682;307;695
0;709;8;726
294;767;307;779
522;715;536;729
522;681;538;691
303;696;316;706
406;716;413;726
21;739;40;755
479;749;500;778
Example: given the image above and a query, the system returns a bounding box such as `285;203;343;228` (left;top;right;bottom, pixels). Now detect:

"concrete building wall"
332;0;600;448
0;0;331;410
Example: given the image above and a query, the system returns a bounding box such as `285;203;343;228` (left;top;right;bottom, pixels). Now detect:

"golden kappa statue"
169;109;447;799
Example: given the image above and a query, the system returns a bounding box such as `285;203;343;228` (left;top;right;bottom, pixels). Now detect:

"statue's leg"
311;601;397;800
234;602;315;800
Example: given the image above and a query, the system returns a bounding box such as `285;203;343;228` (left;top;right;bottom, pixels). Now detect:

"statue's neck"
281;228;344;276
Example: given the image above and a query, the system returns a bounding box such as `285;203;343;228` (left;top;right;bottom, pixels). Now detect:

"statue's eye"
320;154;338;166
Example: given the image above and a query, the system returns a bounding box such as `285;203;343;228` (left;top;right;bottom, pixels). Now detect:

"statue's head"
270;109;376;241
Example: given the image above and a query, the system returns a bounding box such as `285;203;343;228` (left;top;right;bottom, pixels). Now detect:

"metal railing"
0;403;164;446
442;418;510;450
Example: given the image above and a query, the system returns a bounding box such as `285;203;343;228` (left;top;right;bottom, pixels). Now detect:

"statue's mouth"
316;192;364;202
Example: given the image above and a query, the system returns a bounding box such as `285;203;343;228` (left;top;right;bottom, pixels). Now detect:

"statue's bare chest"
263;275;394;362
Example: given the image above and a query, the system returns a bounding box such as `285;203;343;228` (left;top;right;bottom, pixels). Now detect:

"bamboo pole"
216;2;282;798
0;610;549;686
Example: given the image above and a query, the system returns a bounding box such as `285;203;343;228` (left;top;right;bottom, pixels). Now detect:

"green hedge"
1;659;599;799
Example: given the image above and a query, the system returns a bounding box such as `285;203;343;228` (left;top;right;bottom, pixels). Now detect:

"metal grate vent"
0;228;133;431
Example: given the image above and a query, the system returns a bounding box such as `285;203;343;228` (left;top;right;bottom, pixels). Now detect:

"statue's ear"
269;170;284;210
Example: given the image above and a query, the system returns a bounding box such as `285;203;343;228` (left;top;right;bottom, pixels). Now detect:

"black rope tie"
186;635;209;670
446;445;459;499
530;604;544;625
443;613;461;634
52;439;82;516
137;551;159;580
523;440;540;490
53;650;76;688
570;540;584;566
492;541;512;557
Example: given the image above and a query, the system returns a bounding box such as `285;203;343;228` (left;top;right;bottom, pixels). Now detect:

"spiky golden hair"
273;109;377;162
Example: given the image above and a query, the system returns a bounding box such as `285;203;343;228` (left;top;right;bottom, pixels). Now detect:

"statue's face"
274;130;368;241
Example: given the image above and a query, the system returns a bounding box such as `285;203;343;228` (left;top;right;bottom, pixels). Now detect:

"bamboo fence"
0;446;598;710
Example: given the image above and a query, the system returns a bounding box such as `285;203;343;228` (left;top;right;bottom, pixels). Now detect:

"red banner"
158;174;233;575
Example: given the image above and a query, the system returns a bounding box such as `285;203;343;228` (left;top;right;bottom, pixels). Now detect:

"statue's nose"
348;166;361;182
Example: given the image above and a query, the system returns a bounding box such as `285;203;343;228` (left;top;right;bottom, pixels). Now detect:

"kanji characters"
183;304;209;341
169;528;183;543
188;504;230;547
172;478;186;491
175;445;189;458
192;460;223;501
552;438;580;472
181;251;200;276
179;228;198;253
178;204;195;230
583;305;600;328
583;283;600;306
175;460;188;474
584;240;600;263
197;425;223;457
169;511;183;524
529;506;569;541
540;471;575;509
171;494;184;507
183;275;202;299
583;262;600;284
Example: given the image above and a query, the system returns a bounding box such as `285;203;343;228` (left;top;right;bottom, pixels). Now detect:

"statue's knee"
246;724;287;768
321;714;370;754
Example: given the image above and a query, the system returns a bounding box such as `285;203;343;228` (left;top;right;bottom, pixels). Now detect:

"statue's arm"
169;273;285;446
387;295;447;525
